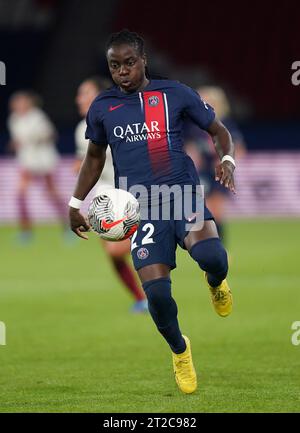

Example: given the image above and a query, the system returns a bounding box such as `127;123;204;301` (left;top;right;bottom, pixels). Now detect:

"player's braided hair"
105;29;145;56
106;29;167;80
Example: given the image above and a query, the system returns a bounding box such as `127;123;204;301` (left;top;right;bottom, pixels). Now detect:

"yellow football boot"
172;335;197;394
205;272;233;317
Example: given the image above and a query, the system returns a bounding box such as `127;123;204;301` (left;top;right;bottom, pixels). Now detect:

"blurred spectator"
74;77;148;313
7;90;67;242
185;86;246;242
74;76;112;175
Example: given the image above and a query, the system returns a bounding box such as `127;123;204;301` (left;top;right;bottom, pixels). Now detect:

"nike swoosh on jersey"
109;104;125;112
101;217;127;229
187;212;202;222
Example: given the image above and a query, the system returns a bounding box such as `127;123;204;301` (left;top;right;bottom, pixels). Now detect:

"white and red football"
88;188;140;241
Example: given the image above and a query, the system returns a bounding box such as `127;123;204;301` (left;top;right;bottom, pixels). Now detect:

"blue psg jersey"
85;79;215;190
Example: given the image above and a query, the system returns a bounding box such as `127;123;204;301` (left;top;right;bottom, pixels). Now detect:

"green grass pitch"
0;219;299;413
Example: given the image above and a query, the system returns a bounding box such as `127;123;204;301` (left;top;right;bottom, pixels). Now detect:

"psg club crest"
137;247;149;260
148;95;159;106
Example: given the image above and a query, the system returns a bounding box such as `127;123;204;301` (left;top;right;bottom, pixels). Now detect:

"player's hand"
215;160;236;194
69;207;91;240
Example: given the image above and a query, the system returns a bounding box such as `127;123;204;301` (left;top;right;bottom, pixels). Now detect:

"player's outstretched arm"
206;118;236;194
69;140;106;239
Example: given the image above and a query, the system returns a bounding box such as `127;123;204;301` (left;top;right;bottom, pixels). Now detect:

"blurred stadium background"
0;0;299;413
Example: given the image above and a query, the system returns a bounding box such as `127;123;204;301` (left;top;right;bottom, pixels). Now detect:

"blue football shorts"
130;191;214;271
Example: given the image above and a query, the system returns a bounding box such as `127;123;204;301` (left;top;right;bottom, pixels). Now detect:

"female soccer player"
74;76;147;313
69;30;236;394
8;91;66;243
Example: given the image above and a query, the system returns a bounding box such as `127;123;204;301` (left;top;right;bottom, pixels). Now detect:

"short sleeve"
85;102;107;147
180;84;215;130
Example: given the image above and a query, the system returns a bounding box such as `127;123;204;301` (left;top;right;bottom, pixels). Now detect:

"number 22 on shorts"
131;223;155;251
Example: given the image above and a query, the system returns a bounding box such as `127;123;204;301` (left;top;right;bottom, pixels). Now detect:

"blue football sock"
143;277;186;354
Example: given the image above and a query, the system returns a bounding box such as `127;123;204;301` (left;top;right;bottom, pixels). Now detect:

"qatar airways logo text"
113;121;161;142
